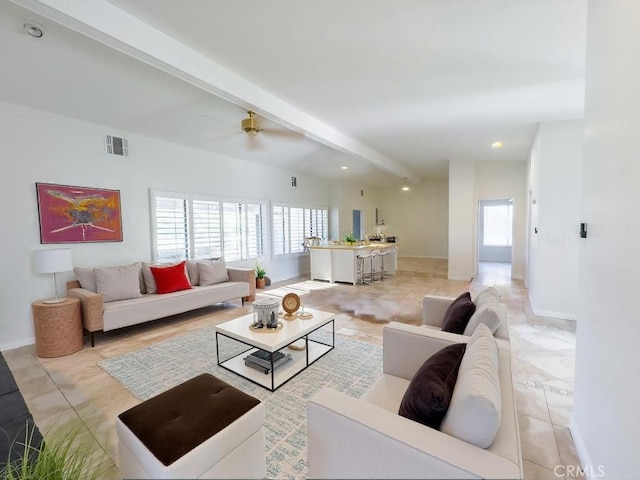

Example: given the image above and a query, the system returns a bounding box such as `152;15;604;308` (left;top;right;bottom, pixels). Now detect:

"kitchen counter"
309;242;396;251
309;243;397;285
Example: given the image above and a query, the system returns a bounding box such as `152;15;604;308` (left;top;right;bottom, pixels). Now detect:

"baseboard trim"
397;255;448;260
529;300;578;320
448;275;474;282
0;336;35;352
569;416;598;480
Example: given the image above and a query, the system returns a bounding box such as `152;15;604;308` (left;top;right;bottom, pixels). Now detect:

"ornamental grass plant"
2;421;106;480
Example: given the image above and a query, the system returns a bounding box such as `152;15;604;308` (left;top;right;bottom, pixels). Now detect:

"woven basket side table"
32;298;83;358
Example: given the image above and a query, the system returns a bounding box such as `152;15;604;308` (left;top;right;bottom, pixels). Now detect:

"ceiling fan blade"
261;127;306;140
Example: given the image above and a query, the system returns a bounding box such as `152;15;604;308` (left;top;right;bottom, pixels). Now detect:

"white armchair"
307;322;522;479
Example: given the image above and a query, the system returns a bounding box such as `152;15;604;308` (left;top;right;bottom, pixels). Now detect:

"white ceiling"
2;0;587;185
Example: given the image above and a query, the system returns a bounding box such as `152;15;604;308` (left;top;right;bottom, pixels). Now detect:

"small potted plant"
255;262;267;289
344;233;357;246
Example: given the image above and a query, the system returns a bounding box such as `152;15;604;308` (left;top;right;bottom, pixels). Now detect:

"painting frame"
36;182;123;244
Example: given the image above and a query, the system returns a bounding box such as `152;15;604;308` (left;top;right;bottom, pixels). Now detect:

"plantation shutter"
290;207;305;253
273;206;288;255
223;203;243;261
192;199;222;259
154;196;189;263
246;203;265;259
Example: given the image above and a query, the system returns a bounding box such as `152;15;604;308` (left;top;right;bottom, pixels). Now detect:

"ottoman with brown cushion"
116;373;266;479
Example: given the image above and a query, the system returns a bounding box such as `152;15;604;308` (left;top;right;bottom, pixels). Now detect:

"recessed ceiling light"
341;166;348;170
401;185;410;191
492;141;503;149
23;22;44;38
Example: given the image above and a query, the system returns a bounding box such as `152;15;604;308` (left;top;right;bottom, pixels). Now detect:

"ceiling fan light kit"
242;110;263;138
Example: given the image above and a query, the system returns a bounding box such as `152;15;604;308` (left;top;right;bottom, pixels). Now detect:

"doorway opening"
352;210;363;240
477;199;513;280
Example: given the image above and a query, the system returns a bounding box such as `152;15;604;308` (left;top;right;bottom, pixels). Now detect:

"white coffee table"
215;307;335;391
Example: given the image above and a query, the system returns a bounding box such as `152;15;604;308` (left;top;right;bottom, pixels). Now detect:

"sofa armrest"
383;322;470;380
67;288;104;333
307;388;521;480
227;267;256;302
422;295;454;327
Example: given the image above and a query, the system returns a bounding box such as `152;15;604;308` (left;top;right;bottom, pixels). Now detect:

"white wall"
448;159;475;280
329;182;378;242
572;1;640;477
0;100;334;350
474;161;527;279
375;177;448;258
527;121;583;319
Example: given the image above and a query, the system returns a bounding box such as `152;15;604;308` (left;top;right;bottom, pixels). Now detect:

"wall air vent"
291;176;297;187
105;134;129;157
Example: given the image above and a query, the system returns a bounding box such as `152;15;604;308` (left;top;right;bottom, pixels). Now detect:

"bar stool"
378;246;396;280
356;248;376;285
365;248;380;284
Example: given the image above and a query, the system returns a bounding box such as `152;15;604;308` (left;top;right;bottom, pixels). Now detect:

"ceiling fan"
202;109;305;149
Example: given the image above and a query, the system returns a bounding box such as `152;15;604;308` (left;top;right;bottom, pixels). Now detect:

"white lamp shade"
33;248;73;274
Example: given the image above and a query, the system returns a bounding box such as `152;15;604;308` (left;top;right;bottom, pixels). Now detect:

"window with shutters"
151;190;267;262
272;205;329;255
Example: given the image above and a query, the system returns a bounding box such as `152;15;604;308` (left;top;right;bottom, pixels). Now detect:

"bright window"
483;204;513;246
272;205;329;255
151;190;267;263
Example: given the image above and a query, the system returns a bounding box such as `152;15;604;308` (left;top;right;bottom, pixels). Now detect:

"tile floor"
3;258;581;479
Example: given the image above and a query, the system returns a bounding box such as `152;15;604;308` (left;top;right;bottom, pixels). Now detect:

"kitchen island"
309;243;397;285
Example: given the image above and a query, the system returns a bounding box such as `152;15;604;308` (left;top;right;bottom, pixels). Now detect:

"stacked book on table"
244;350;292;374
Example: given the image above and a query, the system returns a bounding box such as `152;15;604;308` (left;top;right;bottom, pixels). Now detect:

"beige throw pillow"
474;287;501;308
74;267;97;292
441;323;501;448
198;260;229;286
141;262;157;294
94;263;143;303
186;261;199;286
463;304;502;336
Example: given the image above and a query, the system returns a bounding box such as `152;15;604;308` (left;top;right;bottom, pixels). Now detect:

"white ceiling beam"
12;0;419;182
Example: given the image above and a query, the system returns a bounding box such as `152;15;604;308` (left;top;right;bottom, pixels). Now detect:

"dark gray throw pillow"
398;343;466;429
441;292;476;334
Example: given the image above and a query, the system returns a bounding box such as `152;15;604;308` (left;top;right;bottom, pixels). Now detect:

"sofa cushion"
74;267;97;292
441;323;501;448
463;304;503;336
398;343;466;429
198;260;230;286
474;287;501;308
94;263;143;303
186;261;199;286
151;261;192;294
441;292;476;334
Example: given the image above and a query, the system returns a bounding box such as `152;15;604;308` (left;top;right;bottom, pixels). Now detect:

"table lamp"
33;248;73;304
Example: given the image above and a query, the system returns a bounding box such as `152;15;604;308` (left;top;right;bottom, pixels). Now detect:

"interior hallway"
3;257;579;479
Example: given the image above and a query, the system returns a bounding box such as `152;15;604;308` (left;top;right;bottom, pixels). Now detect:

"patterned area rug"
99;325;382;479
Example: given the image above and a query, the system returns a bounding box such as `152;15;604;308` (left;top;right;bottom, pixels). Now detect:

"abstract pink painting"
36;183;123;243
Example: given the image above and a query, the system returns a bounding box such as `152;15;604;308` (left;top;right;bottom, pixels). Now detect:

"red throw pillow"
150;261;192;294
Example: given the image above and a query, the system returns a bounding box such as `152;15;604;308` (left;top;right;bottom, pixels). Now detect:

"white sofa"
67;261;255;346
307;321;522;479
